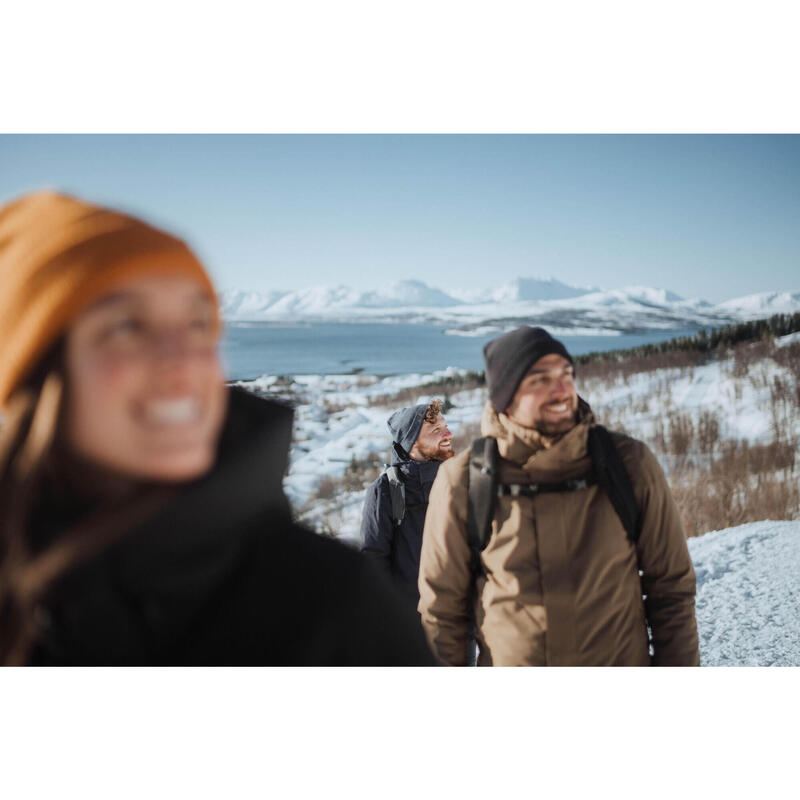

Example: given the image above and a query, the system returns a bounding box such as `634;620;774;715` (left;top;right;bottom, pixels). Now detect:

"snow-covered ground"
579;348;799;445
689;521;800;666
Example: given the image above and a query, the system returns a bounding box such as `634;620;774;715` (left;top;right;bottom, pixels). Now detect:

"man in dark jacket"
360;400;454;607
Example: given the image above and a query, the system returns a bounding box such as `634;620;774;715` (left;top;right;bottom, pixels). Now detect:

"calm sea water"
220;323;697;380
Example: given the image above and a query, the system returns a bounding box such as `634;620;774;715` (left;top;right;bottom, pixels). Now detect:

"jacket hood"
387;404;428;456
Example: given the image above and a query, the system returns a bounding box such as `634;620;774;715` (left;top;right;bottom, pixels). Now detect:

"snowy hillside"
236;332;799;530
219;278;800;335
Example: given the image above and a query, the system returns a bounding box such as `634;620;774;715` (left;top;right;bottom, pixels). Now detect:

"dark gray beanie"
483;326;573;413
387;404;428;454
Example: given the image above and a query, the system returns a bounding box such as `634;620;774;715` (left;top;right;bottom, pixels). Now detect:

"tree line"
574;312;800;366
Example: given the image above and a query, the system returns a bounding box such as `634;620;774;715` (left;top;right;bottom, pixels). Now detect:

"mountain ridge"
219;278;800;334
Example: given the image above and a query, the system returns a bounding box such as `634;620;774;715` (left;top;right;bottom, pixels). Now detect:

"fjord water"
220;323;698;380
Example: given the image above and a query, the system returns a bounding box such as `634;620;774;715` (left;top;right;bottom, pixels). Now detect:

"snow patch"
688;521;800;666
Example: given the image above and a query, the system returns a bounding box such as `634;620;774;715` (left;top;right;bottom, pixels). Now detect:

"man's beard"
533;408;579;437
416;440;455;462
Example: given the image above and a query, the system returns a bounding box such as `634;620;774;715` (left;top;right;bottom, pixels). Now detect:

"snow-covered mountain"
221;280;462;317
715;290;800;317
357;280;460;308
219;278;800;334
221;289;289;317
264;285;364;316
450;277;596;304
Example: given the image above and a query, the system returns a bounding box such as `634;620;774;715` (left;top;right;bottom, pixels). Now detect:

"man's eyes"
529;370;574;386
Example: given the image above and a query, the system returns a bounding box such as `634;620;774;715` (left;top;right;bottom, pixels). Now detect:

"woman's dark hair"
0;341;67;663
0;339;172;664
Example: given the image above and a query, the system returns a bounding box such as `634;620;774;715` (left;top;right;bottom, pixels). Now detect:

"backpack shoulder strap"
587;425;641;543
467;437;498;568
384;465;406;528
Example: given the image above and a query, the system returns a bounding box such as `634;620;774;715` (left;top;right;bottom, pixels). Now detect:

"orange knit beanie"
0;190;220;408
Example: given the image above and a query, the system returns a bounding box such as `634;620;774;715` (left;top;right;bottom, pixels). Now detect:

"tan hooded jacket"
418;404;700;666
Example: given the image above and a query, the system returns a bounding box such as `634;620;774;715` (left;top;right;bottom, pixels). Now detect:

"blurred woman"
0;191;434;665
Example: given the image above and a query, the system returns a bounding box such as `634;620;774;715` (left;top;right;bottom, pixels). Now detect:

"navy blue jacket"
360;454;441;606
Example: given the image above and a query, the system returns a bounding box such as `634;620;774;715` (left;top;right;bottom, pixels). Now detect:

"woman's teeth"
144;398;200;424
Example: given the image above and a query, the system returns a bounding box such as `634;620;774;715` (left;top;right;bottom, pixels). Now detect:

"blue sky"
1;134;797;303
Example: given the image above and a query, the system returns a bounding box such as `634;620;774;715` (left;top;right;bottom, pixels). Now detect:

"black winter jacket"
28;388;436;666
360;456;440;606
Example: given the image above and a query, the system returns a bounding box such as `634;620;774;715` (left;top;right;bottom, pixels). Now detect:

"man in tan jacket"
418;326;700;666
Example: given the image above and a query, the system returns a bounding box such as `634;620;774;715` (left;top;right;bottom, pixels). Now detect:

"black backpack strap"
588;425;641;543
467;437;498;571
498;476;597;497
384;465;406;528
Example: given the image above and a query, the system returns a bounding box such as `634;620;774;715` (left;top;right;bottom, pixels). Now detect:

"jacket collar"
480;398;595;474
107;387;294;593
389;451;441;485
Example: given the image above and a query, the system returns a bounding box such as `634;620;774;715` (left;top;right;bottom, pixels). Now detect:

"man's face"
505;353;578;435
410;413;454;462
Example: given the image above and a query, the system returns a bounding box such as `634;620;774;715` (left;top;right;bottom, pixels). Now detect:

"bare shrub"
342;451;382;492
313;478;338;501
322;398;349;415
673;467;800;537
669;435;800;537
667;411;695;456
729;338;775;379
772;342;800;394
651;419;667;454
577;349;706;385
769;374;798;443
697;409;721;456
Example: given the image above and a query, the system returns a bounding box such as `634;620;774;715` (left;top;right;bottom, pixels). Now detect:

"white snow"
776;331;800;348
688;521;800;666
